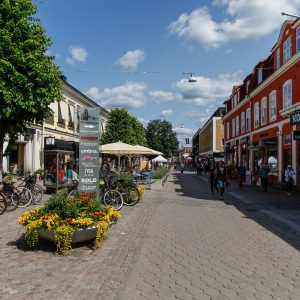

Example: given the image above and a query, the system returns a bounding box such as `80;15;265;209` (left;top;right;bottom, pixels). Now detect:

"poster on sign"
78;107;100;200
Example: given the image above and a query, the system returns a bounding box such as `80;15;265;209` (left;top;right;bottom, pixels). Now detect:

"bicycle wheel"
30;184;44;205
103;189;123;211
122;185;140;206
3;190;19;212
68;189;80;198
15;187;32;207
0;193;7;215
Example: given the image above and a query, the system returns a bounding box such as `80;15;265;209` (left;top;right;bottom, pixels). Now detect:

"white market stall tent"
152;155;168;163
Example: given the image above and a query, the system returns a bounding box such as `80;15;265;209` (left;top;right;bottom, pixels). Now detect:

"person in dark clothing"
237;163;246;191
208;169;219;195
214;161;228;200
260;162;270;192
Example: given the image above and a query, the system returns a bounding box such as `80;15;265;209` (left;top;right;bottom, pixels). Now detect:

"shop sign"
293;131;300;140
79;108;100;199
290;110;300;126
240;136;249;144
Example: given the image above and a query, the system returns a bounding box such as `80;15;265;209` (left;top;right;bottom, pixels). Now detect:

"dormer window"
258;68;262;84
246;80;250;95
234;95;237;107
297;27;300;52
283;36;292;63
276;48;280;69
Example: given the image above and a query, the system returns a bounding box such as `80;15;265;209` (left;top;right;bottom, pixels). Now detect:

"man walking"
285;165;295;196
260;162;270;192
237;163;246;191
214;161;228;200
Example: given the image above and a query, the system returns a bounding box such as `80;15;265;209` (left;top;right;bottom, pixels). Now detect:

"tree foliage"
146;119;179;158
0;0;62;172
100;108;146;146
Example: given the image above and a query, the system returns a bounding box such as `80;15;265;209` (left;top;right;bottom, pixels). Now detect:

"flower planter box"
39;226;97;244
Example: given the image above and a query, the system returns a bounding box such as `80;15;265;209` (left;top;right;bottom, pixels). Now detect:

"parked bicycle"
0;185;8;214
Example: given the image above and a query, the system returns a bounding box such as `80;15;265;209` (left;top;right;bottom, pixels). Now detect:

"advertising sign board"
78;108;100;199
290;110;300;126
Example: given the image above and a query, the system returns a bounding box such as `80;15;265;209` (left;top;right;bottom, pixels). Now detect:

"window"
220;123;224;131
276;48;280;69
283;36;292;63
246;108;250;131
284;134;292;145
258;68;262;84
234;95;237;107
236;116;239;136
68;105;74;128
261;97;267;125
226;122;229;139
246;80;250;95
232;118;235;138
283;80;292;109
58;102;63;124
269;91;277;121
241;112;245;133
297;27;300;52
254;103;259;128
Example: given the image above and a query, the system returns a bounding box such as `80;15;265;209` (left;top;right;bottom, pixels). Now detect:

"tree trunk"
0;133;4;182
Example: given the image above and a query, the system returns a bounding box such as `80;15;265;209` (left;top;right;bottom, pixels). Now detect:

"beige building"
198;107;225;161
3;76;109;174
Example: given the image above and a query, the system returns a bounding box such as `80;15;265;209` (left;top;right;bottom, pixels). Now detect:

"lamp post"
281;12;300;18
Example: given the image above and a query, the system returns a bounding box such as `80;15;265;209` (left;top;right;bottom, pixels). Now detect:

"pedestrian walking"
208;168;219;195
196;161;201;175
180;162;185;174
260;162;270;192
237;163;246;191
214;161;228;200
285;165;295;196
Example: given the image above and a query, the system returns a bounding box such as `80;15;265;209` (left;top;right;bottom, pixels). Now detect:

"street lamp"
281;12;300;18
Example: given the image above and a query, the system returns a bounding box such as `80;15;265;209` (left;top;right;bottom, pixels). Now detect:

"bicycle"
18;174;44;205
0;185;8;214
1;182;20;212
114;178;140;206
68;175;124;211
2;181;32;208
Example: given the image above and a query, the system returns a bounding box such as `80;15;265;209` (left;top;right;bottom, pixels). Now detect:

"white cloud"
168;0;300;48
66;46;88;64
159;109;174;117
115;49;145;70
86;81;146;109
175;72;241;106
149;90;182;103
173;126;194;135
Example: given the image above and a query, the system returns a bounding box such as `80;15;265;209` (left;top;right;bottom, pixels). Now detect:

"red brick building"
223;19;300;185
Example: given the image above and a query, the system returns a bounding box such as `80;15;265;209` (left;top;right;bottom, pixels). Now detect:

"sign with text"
293;131;300;140
79;108;100;200
290;110;300;126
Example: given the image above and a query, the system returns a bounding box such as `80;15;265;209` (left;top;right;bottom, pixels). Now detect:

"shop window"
269;91;277;121
254;103;259;128
284;134;292;145
283;36;292;63
246;108;250;131
261;97;267;125
276;48;280;69
283;80;292;109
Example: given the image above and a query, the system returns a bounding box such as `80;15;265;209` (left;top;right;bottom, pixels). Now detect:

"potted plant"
18;190;121;255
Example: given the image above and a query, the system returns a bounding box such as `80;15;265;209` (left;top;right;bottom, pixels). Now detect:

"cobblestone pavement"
1;171;300;299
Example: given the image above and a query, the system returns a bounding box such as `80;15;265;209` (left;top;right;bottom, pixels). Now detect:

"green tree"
146;119;179;158
0;0;62;177
100;108;146;145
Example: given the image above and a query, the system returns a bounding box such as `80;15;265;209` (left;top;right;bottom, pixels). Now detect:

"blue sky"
36;0;300;147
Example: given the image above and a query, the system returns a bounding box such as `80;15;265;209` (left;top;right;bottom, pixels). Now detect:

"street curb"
198;175;300;234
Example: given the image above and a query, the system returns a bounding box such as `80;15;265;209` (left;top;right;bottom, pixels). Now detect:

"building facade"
3;77;109;174
197;107;225;161
223;19;300;185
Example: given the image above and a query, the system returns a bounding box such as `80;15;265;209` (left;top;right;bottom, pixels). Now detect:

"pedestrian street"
1;169;300;300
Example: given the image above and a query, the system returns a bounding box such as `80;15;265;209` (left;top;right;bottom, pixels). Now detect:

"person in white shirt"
285;165;295;196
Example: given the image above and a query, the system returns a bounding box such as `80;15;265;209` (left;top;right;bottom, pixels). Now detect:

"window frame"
232;118;235;138
276;48;280;69
246;108;250;131
254;102;260;128
283;36;292;63
257;68;262;84
241;112;245;134
297;26;300;52
236;116;239;137
269;91;277;121
261;97;267;125
284;134;292;145
283;80;292;110
226;122;230;139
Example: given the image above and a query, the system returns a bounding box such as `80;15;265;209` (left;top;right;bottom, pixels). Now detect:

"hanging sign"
290;110;300;126
78;108;100;200
293;131;300;140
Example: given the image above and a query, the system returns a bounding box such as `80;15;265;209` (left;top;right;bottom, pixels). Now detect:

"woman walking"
208;167;219;195
214;161;228;200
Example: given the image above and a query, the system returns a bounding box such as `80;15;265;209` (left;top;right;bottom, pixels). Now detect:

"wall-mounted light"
45;136;55;145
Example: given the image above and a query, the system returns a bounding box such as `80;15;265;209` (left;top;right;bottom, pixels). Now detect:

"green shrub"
153;168;169;179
